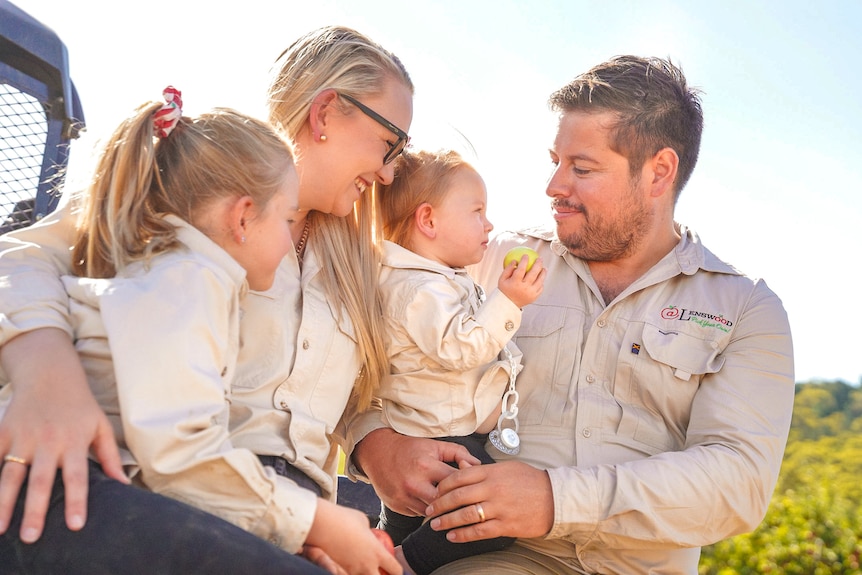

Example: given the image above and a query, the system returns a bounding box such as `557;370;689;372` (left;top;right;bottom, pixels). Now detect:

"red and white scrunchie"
153;86;183;138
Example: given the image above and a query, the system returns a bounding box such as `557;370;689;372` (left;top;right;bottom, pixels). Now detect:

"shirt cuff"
0;303;73;348
342;408;387;482
475;288;522;346
263;474;320;553
546;466;600;543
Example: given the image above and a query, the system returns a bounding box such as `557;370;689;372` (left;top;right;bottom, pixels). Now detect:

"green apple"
503;246;539;271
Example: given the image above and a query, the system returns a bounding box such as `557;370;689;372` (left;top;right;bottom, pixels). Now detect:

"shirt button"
279;400;288;409
583;428;592;438
585;374;595;384
220;366;227;377
505;320;515;331
597;319;606;328
302;339;310;350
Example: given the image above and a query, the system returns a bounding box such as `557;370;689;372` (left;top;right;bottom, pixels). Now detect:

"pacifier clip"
488;346;521;455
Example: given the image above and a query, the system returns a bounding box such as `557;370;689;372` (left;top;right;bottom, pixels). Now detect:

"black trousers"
378;434;515;575
0;460;327;575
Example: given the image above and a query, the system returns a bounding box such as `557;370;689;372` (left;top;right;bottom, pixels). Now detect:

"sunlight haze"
10;0;862;385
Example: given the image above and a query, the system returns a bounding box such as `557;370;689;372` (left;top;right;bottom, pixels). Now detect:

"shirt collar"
673;223;743;277
164;214;249;295
381;240;467;280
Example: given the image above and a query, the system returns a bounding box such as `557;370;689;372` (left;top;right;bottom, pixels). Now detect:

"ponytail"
72;88;294;278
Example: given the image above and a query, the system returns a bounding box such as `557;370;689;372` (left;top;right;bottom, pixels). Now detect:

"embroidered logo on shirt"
661;306;734;332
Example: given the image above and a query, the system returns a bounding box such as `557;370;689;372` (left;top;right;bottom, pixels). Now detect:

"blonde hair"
267;26;414;409
379;149;474;250
71;103;294;278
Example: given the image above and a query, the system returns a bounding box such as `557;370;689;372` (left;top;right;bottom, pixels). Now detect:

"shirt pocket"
513;304;584;426
614;322;725;453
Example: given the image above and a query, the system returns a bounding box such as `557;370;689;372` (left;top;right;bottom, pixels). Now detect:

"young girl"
0;87;400;575
375;150;546;575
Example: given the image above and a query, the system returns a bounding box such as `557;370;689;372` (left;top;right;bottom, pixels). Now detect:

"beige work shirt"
455;224;795;574
349;223;794;574
0;207;364;553
378;241;523;438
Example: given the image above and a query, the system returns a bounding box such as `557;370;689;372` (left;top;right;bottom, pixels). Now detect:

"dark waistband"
256;454;322;498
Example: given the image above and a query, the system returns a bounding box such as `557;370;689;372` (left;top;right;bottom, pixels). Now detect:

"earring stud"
319;134;327;142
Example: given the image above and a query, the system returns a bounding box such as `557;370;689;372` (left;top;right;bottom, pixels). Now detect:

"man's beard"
554;183;651;262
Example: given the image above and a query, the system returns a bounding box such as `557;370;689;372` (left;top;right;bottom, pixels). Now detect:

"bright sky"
11;0;862;385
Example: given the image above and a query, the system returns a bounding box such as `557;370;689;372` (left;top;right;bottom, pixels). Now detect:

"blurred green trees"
699;380;862;574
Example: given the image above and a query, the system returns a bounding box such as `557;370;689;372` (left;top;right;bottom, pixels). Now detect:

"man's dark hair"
549;55;703;198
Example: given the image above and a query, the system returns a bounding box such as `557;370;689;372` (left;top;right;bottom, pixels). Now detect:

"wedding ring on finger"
3;454;29;466
475;503;486;523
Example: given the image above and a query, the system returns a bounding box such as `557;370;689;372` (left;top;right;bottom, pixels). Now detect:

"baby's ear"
414;202;436;239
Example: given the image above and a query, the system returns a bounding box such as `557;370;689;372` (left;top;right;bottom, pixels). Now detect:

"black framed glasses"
339;93;409;164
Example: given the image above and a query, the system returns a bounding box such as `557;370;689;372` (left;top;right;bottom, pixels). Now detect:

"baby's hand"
499;254;545;308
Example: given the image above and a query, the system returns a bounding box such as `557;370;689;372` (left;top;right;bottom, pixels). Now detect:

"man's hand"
425;460;554;542
353;429;480;516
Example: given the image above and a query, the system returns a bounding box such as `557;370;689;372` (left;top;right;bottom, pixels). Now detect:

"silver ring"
3;454;29;466
475;503;486;523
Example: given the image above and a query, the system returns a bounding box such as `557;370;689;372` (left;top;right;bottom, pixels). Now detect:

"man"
352;55;795;574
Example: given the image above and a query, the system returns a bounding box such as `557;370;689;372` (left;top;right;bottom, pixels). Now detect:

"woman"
0;25;426;574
